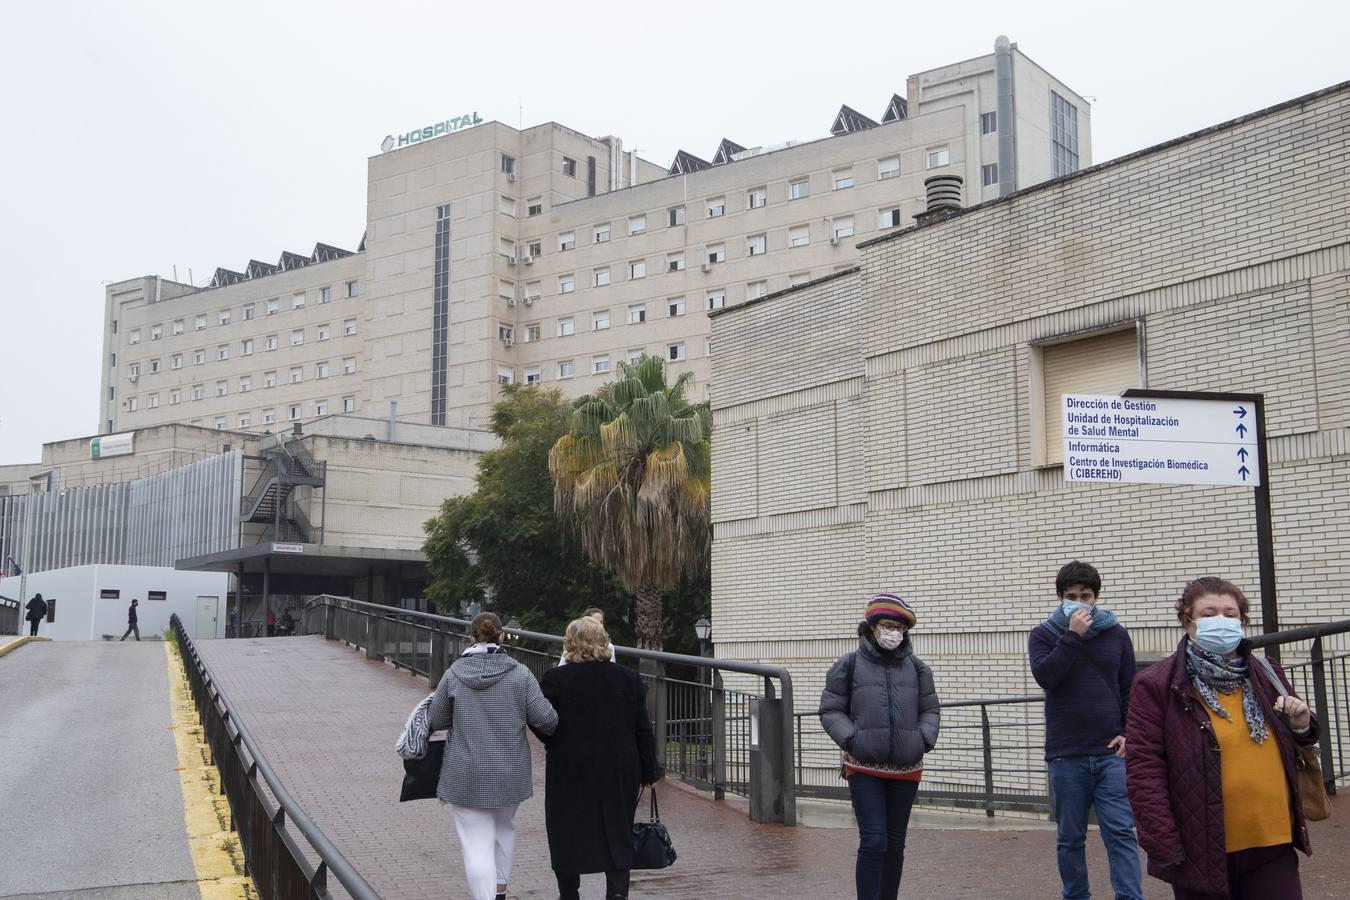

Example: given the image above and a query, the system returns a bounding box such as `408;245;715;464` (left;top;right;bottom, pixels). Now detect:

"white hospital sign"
381;112;483;152
1062;394;1260;487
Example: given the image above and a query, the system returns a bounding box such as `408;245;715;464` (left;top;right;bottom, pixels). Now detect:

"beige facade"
100;42;1089;436
707;83;1350;795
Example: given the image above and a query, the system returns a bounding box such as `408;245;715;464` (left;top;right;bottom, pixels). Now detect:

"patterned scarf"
1186;639;1268;744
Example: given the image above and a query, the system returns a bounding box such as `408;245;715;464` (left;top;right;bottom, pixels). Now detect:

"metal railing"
169;613;379;900
299;595;798;825
0;595;19;635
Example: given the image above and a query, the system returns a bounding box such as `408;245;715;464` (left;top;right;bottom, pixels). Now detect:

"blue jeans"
1048;754;1143;900
848;774;918;900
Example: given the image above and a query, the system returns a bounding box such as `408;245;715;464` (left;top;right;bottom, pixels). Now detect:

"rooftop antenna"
172;264;178;281
188;268;194;286
518;101;522;131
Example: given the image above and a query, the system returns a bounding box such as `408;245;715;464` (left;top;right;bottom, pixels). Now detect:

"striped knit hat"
864;593;916;628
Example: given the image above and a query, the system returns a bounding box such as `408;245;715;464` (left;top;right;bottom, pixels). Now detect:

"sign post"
1062;390;1279;657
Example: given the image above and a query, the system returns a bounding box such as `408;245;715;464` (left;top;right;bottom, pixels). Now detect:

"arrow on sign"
1233;406;1248;419
1238;465;1250;481
1236;423;1248;438
1237;447;1249;461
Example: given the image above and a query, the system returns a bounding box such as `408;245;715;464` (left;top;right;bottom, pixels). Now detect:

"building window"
220;310;232;325
262;408;275;424
524;323;541;343
243;304;255;320
498;279;514;300
290;367;303;384
432;203;451;425
593;222;610;244
150;358;161;374
628;304;646;324
833;170;854;190
667;254;684;272
526;239;542;259
559;231;575;252
747;280;768;300
1037;326;1139;465
319;286;332;304
173;319;185;335
667;206;685;227
629;260;646;279
981;111;998;135
317;362;330;379
170;388;181;404
787;224;811;248
832;216;855;240
501;154;516;175
216;380;227;397
499;324;514;343
342;397;355;413
265;299;278;316
878;157;900;180
240;376;252;392
592;311;610;331
789;178;810;200
628;213;646;235
558;360;575;379
217;344;229;361
239;413;251;428
128;362;140;378
706;290;725;310
193;349;205;365
342;357;356;375
594;268;610;287
747;186;766;209
558;274;575;294
982;163;999;187
668;297;685;317
788;272;811;287
319;324;332;341
497;366;514;386
562;156;577;177
527;197;543;216
266;334;279;351
292;293;305;309
151;324;162;340
592;355;610;375
746;234;766;256
558;318;575;337
289;405;301;421
1051;91;1080;177
195;314;208;330
347;281;359;298
344;319;357;336
627;349;644;366
879;207;901;229
216;417;227;430
707;244;725;264
192;384;205;401
525;367;541;385
291;329;304;347
148;392;160;408
172;354;183;369
129;329;142;345
707;196;726;218
668;343;686;362
927;147;950;168
264;371;277;388
242;338;254;355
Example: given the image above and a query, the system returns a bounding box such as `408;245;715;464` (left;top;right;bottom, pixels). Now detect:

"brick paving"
197;635;1350;899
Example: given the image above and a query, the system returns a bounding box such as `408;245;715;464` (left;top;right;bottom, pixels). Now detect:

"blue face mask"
1193;616;1244;655
1061;601;1090;618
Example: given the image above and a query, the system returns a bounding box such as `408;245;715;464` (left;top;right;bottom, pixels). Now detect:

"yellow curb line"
165;641;256;899
0;636;50;658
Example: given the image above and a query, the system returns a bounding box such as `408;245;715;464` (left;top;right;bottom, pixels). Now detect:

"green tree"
549;356;712;650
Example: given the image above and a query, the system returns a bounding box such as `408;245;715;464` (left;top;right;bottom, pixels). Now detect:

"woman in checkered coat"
428;612;559;900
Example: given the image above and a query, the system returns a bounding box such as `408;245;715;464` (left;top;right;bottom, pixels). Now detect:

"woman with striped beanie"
818;592;941;900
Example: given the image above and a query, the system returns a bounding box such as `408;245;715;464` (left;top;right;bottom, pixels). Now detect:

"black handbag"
399;736;446;802
631;787;677;870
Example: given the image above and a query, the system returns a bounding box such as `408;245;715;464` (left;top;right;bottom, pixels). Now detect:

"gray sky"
1;0;1346;464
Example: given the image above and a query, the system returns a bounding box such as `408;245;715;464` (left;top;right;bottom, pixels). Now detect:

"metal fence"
300;595;798;824
0;595;19;635
169;613;378;900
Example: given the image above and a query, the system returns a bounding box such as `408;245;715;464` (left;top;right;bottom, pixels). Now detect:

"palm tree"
549;355;711;649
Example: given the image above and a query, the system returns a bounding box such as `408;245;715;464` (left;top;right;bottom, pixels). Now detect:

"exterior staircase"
240;438;326;543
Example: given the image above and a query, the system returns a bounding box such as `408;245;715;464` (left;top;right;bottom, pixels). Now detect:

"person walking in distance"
1127;577;1318;899
120;598;140;641
558;607;615;665
1028;560;1143;900
819;593;940;900
427;612;558;900
24;593;47;637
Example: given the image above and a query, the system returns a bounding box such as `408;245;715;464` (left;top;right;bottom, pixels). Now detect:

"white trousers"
452;803;518;900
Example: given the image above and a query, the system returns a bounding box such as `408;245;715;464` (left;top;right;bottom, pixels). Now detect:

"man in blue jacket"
1028;560;1142;900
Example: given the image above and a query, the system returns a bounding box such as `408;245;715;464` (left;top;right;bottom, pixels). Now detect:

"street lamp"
506;617;521;643
694;616;711;657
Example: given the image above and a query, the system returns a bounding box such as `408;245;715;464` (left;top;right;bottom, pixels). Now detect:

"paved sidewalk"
197;635;1350;899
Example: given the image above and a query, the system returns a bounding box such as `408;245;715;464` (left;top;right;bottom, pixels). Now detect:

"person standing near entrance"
120;598;140;641
24;593;47;637
1028;560;1143;900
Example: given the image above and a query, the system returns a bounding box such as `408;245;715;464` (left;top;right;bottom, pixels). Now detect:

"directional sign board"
1062;394;1260;486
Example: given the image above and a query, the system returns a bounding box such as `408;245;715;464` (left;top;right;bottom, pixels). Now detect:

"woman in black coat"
538;616;659;900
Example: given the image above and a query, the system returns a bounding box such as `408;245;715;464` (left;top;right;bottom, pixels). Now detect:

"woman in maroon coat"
1125;577;1319;899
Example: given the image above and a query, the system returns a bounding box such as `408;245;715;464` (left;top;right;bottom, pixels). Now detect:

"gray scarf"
1186;639;1268;744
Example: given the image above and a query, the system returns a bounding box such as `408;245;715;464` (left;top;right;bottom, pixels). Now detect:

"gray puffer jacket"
818;626;941;767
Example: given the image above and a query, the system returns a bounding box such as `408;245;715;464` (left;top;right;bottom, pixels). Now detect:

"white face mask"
876;628;905;650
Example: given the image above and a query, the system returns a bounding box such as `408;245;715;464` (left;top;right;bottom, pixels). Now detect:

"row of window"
185;397;357;431
498;343;692;386
123;282;359;346
119;358;358;409
501;153;579;179
513;149;947;231
121;321;358;377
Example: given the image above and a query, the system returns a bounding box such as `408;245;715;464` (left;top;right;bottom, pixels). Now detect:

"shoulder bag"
631;787;677;869
1252;654;1331;821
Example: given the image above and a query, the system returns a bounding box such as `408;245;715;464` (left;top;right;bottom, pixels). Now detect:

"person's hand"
1108;735;1126;757
1069;609;1093;637
1274;695;1311;732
